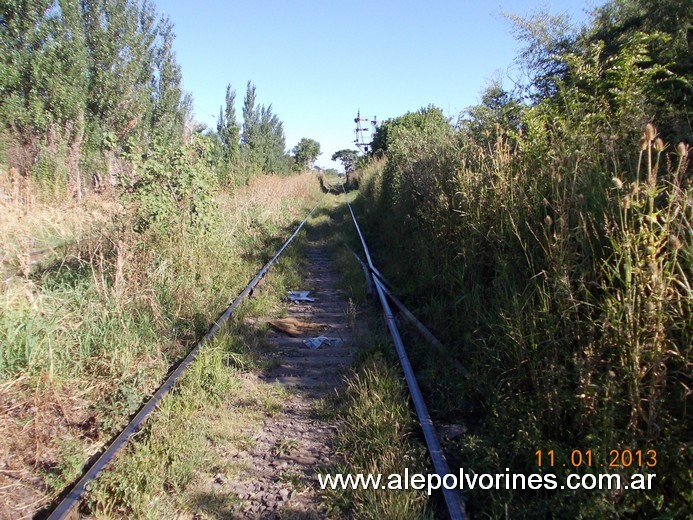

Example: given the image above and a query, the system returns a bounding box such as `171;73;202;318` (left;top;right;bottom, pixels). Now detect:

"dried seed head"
644;123;656;142
622;195;632;209
668;235;682;251
654;138;664;152
639;137;649;151
630;181;639;196
612;177;624;189
677;142;689;157
545;215;553;227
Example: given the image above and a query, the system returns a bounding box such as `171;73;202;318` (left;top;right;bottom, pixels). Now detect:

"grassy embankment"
0;173;322;517
352;114;691;517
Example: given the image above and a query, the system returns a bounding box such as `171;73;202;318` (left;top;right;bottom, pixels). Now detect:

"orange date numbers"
535;449;657;468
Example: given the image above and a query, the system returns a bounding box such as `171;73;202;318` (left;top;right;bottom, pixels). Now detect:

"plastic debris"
303;336;342;349
288;290;315;302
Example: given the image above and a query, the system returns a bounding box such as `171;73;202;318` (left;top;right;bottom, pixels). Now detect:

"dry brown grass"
218;172;319;234
0;171;322;518
0;177;121;279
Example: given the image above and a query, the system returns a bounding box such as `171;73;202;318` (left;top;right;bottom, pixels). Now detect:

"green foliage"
354;6;691;515
217;84;240;166
85;341;236;518
0;0;89;195
370;105;451;155
324;354;432;518
0;0;86;133
241;81;289;175
149;14;188;147
291;137;321;170
0;0;190;196
82;0;154;144
331;148;360;173
127;145;218;233
504;9;577;100
586;0;692;140
460;79;522;147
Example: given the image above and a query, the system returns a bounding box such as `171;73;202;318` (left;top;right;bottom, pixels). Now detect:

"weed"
355;106;691;516
1;172;321;516
273;438;299;457
321;337;433;518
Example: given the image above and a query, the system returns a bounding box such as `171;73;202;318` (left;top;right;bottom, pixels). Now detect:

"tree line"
0;0;322;207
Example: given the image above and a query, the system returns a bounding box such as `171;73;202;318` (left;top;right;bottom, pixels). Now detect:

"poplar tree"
0;0;88;195
150;15;187;146
240;81;288;174
241;81;258;147
82;0;154;147
217;84;240;163
56;0;89;199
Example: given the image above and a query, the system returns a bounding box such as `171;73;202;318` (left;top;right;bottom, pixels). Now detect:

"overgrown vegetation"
354;0;691;516
324;353;433;519
0;1;314;199
299;195;432;518
0;1;325;514
0;170;320;517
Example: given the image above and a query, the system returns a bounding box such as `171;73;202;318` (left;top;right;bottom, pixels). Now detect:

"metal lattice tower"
354;110;378;154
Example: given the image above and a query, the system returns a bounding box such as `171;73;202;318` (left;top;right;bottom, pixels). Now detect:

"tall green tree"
257;104;288;174
331;149;359;173
0;0;88;195
292;138;321;169
82;0;155;147
370;106;451;155
240;81;288;175
150;14;187;146
217;84;239;163
241;80;258;147
57;0;89;199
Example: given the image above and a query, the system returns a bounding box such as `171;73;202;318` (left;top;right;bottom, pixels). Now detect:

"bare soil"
188;244;358;519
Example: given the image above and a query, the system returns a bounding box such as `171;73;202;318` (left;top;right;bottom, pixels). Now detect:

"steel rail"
46;196;325;520
349;249;472;380
349;248;443;347
342;187;467;520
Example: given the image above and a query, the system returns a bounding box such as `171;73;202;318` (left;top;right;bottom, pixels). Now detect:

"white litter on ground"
288;290;315;302
303;336;342;349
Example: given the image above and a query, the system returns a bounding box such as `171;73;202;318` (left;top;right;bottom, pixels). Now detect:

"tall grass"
0;172;321;517
322;345;433;519
355;103;690;516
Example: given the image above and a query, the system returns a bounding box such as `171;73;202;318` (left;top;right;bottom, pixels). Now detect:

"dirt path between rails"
189;236;359;518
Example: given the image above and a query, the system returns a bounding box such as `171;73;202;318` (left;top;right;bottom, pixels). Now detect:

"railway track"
43;189;467;519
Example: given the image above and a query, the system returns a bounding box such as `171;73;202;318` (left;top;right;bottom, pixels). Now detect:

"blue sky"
156;0;602;170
